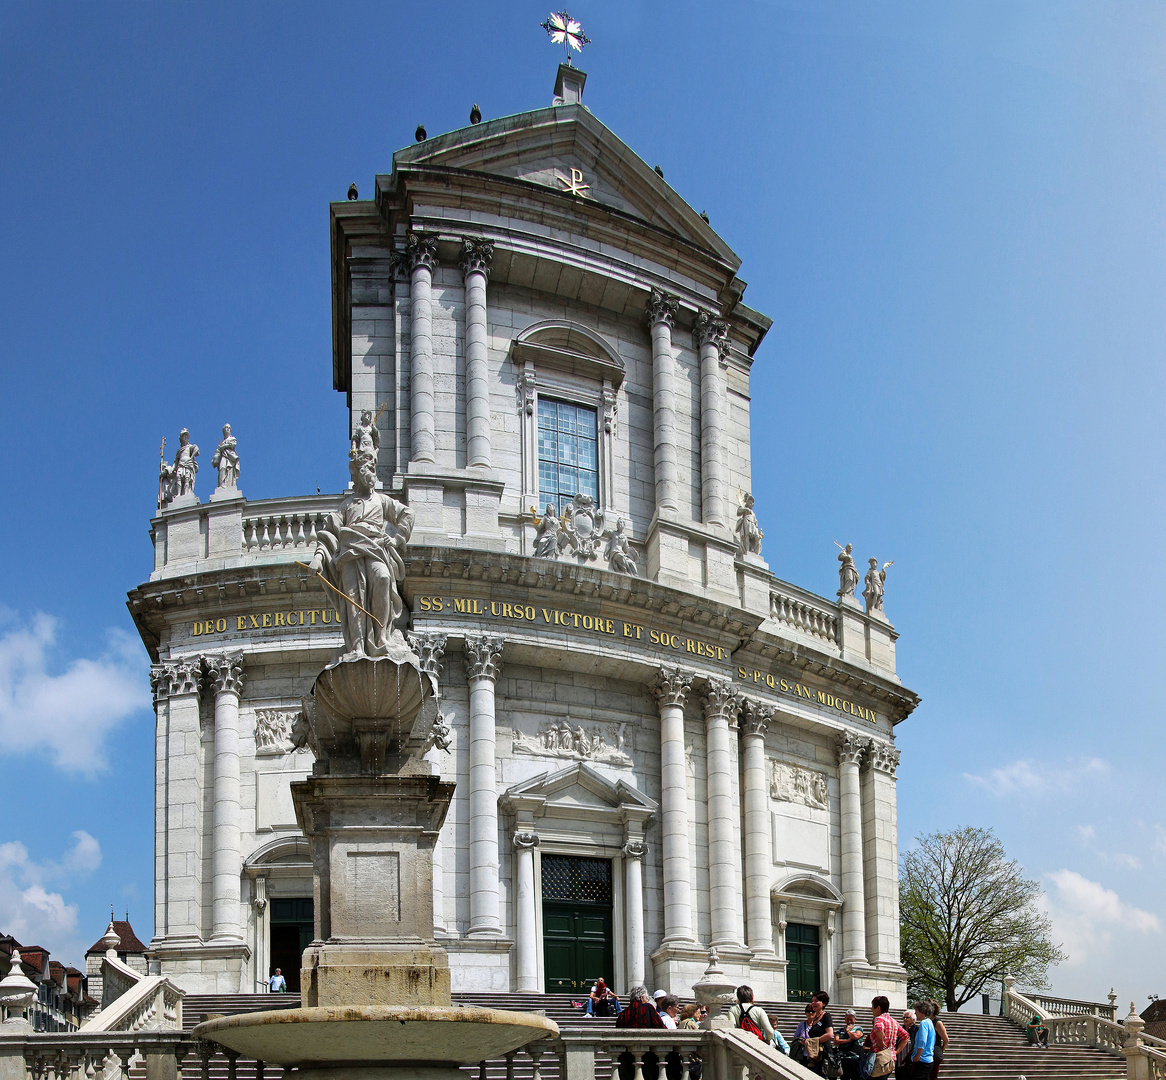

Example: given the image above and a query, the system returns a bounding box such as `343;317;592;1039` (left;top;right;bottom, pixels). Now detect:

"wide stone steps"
173;993;1127;1080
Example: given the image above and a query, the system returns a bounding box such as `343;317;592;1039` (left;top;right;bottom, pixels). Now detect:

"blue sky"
1;2;1163;1007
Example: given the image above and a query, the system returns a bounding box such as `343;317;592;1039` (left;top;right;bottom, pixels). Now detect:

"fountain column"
837;733;871;965
703;678;743;948
208;652;246;942
513;829;540;991
465;634;505;937
740;700;776;957
651;665;695;945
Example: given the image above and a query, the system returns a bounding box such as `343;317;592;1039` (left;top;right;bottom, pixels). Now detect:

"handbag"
871;1047;895;1077
804;1036;821;1063
822;1046;843;1079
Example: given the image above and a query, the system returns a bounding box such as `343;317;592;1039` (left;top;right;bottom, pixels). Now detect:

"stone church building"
129;65;918;1007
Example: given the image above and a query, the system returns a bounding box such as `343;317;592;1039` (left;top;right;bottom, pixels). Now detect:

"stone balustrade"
1031;990;1118;1021
768;586;840;646
241;499;334;555
0;1030;186;1080
80;975;184;1033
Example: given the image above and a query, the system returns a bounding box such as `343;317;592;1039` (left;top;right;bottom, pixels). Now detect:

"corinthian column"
740;699;775;957
623;838;647;987
646;289;680;515
406;232;438;465
465;634;504;937
409;631;448;934
158;659;203;940
460;238;494;470
837;732;870;965
513;829;540;990
703;678;742;948
693;312;728;529
650;665;694;944
206;651;246;943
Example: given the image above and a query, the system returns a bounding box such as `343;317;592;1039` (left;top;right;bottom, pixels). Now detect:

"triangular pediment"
502;761;657;822
392;104;738;265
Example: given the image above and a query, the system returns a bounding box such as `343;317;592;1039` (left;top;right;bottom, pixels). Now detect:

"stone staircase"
174;993;1129;1080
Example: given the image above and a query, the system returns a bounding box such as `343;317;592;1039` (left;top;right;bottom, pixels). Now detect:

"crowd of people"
583;979;952;1080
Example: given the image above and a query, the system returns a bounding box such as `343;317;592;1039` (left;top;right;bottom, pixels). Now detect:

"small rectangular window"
537;398;598;515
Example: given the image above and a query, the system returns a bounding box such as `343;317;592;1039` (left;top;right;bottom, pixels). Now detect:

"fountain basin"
193;1005;558;1077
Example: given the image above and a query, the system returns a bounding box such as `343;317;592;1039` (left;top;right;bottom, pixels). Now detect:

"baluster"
257;518;269;551
242;520;252;552
307;515;318;544
680;1050;693;1079
528;1049;542;1080
198;1041;212;1080
103;1049;123;1080
504;1052;515;1080
225;1051;238;1080
255;1061;264;1080
476;1063;486;1080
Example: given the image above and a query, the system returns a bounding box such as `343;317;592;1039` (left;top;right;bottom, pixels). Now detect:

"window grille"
541;854;612;904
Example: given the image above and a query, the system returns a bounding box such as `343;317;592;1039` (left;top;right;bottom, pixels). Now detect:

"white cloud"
0;611;150;774
0;832;103;961
1043;869;1161;973
964;757;1110;799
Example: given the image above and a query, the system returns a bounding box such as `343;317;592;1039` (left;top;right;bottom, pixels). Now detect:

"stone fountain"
193;448;556;1077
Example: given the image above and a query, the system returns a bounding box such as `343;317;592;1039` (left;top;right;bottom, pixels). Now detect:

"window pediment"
513;320;624;389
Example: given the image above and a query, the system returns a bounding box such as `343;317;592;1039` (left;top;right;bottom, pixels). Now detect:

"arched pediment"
772;873;843;907
244;835;311;877
512;320;624;388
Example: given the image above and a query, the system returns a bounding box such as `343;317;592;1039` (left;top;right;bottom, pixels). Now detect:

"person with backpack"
727;985;775;1043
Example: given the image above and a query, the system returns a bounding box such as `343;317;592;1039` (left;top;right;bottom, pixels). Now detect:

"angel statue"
835;541;860;600
735;490;763;557
530;503;563;559
604;518;639;576
863;557;893;614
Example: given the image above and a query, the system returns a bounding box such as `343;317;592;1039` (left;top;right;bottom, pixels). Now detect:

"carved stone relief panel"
513;717;632;768
770;759;830;811
254;707;302;757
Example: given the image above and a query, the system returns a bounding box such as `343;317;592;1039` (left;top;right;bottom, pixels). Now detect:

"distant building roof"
1142;1000;1166;1023
85;919;148;957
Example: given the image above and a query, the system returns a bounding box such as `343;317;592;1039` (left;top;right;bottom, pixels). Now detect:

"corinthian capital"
460;237;494;280
701;677;739;725
869;740;900;777
205;651;245;697
645;288;679;329
404;232;438;274
692;311;729;361
836;731;870;767
154;658;202;699
464;634;504;682
407;632;448;682
739;698;774;739
650;664;693;710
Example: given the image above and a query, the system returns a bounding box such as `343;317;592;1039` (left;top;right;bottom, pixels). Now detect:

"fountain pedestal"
193;653;557;1076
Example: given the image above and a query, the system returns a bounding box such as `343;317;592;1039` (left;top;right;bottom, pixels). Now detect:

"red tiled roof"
49;960;67;986
17;947;47;974
85;920;148;957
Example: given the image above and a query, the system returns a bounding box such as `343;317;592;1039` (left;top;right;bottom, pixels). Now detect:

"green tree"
899;826;1065;1011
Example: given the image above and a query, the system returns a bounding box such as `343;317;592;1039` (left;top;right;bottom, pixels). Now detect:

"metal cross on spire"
541;11;590;65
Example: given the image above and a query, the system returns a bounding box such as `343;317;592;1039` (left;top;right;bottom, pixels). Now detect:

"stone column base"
834;961;908;1009
148;939;251;994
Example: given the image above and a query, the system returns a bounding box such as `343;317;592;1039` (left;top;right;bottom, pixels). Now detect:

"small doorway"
269;897;313;994
786;922;821;1002
541;854;614;993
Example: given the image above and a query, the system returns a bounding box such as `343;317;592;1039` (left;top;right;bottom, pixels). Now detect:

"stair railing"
0;1030;191;1080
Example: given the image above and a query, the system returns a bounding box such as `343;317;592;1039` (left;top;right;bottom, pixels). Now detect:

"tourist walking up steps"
927;1001;948;1076
727;984;775;1042
792;1004;815;1065
910;1001;936;1080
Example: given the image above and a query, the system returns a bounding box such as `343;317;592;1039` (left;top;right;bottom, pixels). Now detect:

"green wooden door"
786;922;821;1002
541;855;614;993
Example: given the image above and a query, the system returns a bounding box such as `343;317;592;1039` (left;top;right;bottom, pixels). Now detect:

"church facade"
129;65;918;1007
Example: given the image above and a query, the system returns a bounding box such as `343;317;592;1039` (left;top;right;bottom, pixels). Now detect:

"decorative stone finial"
0;949;38;1026
102;919;121;960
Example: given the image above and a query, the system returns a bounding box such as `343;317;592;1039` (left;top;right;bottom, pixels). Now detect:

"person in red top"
616;986;666;1080
868;995;911;1076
